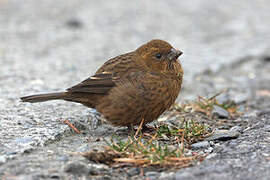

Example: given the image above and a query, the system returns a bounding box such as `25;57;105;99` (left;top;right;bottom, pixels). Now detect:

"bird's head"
135;39;183;73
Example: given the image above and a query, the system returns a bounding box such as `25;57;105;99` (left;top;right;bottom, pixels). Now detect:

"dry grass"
175;91;241;118
82;91;242;169
82;120;210;168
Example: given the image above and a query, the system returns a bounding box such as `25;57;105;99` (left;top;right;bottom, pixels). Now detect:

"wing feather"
67;72;118;94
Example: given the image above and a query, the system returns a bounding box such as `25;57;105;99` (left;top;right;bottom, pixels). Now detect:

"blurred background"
1;0;269;101
0;1;270;177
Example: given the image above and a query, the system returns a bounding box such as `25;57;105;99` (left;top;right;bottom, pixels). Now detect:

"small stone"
233;93;249;104
230;126;243;133
127;167;140;176
50;174;60;179
66;18;83;29
216;94;230;104
159;172;175;180
6;151;17;155
204;147;214;153
0;155;7;164
206;129;240;141
63;161;90;175
212;105;230;118
191;141;210;149
262;55;270;62
88;164;109;175
145;171;158;180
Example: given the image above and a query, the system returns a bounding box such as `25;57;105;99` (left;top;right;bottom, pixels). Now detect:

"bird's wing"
67;52;136;94
67;72;119;94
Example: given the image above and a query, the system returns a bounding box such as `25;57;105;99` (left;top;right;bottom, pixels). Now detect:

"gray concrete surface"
0;0;270;179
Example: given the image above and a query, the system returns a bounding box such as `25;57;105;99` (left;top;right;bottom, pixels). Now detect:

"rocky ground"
1;0;270;180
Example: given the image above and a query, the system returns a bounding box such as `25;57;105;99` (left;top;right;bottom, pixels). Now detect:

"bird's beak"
168;48;183;61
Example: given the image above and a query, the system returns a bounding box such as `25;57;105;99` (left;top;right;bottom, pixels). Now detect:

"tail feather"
20;92;66;103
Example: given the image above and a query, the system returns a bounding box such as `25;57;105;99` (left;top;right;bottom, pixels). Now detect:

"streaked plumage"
21;39;183;127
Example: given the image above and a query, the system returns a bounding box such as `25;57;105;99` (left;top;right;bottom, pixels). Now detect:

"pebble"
0;155;7;164
88;164;109;175
145;171;158;180
204;147;214;153
127;167;140;176
191;141;210;149
216;93;230;104
66;18;83;29
262;55;270;62
212;105;230;118
63;161;90;175
206;129;240;141
230;126;243;133
233;93;249;104
50;173;61;179
159;172;175;180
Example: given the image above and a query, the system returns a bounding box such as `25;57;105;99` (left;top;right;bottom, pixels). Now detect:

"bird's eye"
155;53;162;59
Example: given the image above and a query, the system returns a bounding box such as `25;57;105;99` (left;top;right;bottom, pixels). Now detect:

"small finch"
21;39;183;127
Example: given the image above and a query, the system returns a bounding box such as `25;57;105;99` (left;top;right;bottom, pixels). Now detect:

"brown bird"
21;39;183;127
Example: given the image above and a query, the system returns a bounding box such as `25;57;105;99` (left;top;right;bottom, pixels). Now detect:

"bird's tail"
20;92;66;103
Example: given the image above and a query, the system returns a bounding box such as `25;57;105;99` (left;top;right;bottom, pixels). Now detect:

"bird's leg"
134;118;144;138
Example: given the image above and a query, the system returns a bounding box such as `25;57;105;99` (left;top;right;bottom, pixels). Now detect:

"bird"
21;39;183;127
